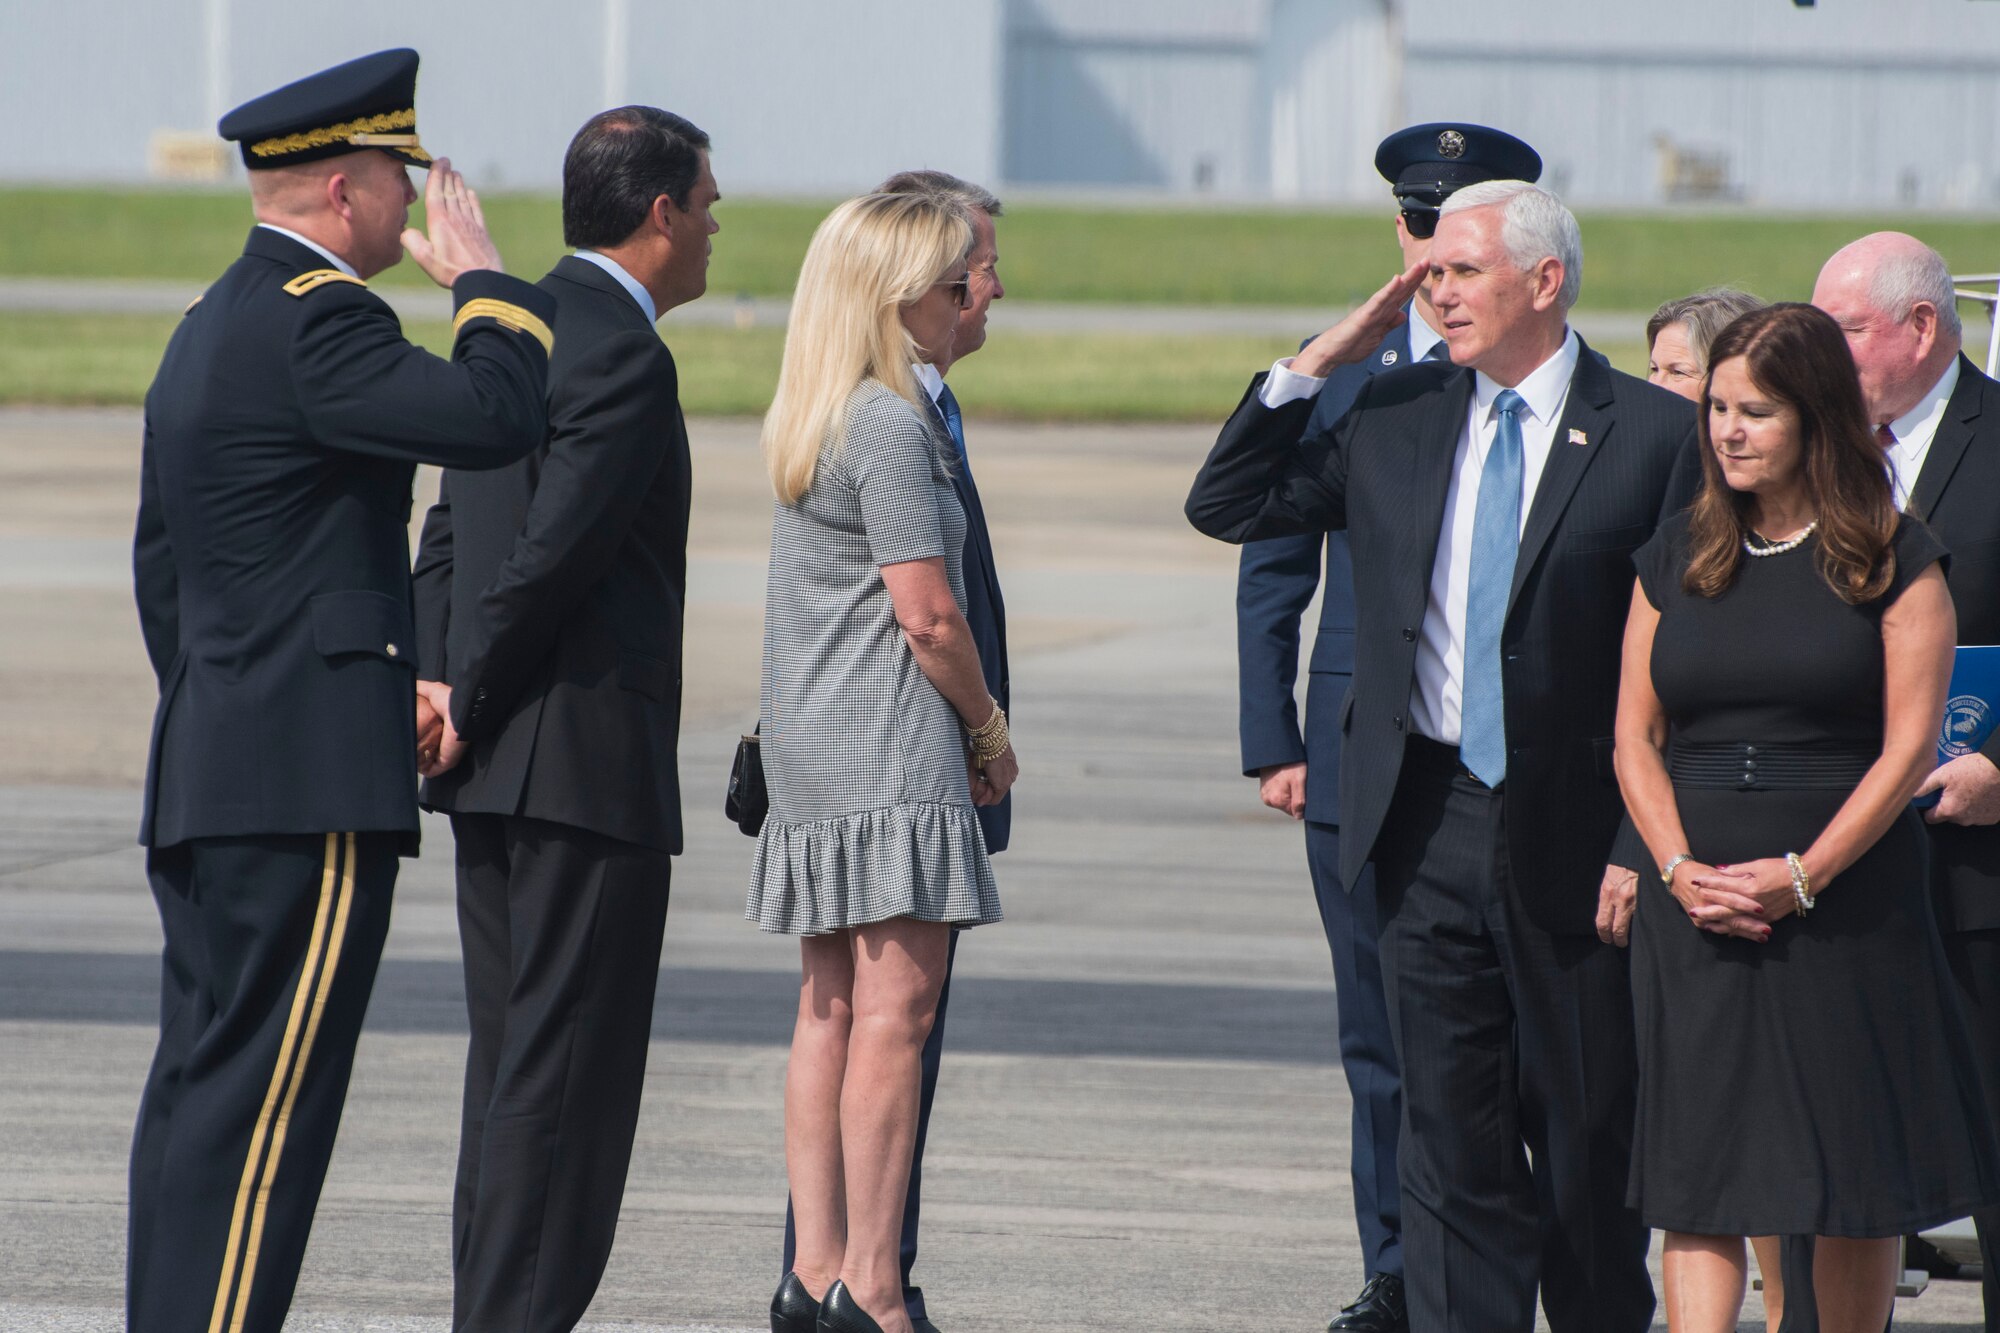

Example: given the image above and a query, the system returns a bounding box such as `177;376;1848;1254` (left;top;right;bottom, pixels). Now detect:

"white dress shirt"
1885;357;1960;510
571;249;657;323
256;223;357;278
913;358;946;406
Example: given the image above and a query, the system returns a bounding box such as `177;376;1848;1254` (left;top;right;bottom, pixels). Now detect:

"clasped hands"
1667;858;1801;943
413;680;466;779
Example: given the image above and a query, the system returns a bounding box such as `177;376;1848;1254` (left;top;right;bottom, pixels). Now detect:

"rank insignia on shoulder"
1569;428;1589;446
1381;349;1399;365
282;269;367;297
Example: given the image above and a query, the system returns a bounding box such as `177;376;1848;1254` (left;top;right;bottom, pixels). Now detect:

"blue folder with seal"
1916;645;2000;808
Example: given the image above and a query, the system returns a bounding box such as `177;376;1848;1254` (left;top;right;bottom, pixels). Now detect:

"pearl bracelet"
1785;852;1814;915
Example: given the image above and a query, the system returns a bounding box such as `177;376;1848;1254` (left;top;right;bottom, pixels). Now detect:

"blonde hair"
762;192;973;504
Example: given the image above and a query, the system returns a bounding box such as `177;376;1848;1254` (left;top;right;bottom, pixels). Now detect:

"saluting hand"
402;157;504;288
1292;259;1429;379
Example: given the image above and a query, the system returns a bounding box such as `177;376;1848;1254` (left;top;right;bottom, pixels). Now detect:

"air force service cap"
1375;122;1542;205
219;48;433;171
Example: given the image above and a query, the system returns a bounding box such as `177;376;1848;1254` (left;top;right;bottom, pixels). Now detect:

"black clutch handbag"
725;729;767;837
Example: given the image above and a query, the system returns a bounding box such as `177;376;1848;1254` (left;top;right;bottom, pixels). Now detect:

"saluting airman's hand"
1292;259;1429;380
402;157;504;288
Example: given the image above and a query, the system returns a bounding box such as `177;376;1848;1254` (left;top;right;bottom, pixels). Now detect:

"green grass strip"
10;187;2000;312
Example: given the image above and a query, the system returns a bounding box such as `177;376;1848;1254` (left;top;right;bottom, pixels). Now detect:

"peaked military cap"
1375;122;1541;204
219;48;432;171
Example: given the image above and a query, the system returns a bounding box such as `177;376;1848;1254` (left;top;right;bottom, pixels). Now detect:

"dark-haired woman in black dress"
1614;303;2000;1333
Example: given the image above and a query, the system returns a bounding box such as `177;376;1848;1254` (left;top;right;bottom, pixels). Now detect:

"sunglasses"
1399;204;1442;240
938;275;971;309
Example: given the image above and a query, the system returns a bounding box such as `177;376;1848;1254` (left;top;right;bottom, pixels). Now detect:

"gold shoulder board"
282;269;367;297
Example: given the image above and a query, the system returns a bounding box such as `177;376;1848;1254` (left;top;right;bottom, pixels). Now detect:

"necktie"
938;383;969;472
1459;389;1526;787
1877;424;1904;507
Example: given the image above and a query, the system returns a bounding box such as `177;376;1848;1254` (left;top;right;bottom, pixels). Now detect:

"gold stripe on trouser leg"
205;833;344;1333
226;832;359;1333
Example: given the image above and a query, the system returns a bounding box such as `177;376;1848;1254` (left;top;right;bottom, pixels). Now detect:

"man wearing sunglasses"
1231;122;1539;1333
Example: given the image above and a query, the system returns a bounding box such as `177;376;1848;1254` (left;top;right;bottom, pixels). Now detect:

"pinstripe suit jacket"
1188;340;1700;933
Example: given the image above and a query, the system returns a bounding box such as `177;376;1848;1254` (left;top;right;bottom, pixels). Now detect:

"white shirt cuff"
1259;357;1327;409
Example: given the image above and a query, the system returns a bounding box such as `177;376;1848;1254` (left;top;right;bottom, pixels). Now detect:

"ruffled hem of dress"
745;800;1002;936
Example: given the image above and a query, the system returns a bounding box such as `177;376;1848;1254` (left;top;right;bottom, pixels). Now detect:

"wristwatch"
1661;853;1694;886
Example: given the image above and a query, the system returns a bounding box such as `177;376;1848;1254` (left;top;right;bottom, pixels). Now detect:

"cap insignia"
1438;129;1467;160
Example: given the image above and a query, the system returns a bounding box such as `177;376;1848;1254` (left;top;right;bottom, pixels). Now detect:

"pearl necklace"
1742;521;1817;557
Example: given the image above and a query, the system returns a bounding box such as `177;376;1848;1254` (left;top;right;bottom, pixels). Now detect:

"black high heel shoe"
816;1280;887;1333
771;1272;822;1333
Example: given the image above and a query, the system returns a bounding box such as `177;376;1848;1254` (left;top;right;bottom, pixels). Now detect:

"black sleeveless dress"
1627;511;2000;1237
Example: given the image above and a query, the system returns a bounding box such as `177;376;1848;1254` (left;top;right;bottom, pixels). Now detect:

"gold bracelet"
967;700;1004;742
967;703;1009;763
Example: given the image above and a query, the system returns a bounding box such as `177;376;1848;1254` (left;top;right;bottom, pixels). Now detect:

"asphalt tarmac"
0;407;1983;1330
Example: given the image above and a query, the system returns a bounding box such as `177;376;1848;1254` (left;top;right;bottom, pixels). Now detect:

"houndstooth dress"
745;379;1002;935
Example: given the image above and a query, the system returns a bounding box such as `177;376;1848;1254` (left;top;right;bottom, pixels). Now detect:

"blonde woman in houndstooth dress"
751;192;1014;1333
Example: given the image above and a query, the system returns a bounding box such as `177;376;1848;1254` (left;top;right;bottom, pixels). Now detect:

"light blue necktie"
1459;388;1525;787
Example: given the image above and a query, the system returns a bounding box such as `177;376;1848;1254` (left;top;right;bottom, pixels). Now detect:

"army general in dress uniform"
128;49;554;1333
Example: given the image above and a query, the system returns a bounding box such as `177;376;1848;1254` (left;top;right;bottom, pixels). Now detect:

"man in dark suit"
129;50;552;1333
1775;232;2000;1333
409;106;713;1331
773;168;1010;1333
1188;180;1698;1333
1236;123;1540;1333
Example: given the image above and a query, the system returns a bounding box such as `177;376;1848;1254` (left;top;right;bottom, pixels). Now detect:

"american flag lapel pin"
1568;428;1589;446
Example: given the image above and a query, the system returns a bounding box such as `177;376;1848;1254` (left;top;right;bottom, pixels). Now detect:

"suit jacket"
1912;355;2000;931
134;228;553;849
929;390;1012;853
1236;320;1414;826
1188;339;1700;933
412;256;691;855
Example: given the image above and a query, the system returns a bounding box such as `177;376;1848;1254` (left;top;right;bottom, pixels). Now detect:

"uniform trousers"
1372;739;1652;1333
1304;821;1403;1279
448;813;672;1333
783;929;960;1324
1777;926;2000;1333
129;830;398;1333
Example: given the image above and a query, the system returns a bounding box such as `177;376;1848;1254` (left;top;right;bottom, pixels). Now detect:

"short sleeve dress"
1627;510;2000;1237
745;379;1002;936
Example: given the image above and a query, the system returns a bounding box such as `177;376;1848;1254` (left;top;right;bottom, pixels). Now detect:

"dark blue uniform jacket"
135;227;554;849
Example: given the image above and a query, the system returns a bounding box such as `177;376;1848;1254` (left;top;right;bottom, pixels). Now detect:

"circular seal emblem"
1438;129;1468;159
1381;349;1399;365
1942;693;1993;757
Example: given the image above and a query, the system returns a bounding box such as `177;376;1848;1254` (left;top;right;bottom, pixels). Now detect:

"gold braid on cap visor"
249;108;418;159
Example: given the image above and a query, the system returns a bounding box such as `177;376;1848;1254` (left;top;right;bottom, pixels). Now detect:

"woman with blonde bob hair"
751;192;1015;1333
1614;303;1998;1332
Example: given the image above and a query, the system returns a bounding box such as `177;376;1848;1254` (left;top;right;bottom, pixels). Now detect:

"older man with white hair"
1774;233;2000;1333
1188;180;1700;1333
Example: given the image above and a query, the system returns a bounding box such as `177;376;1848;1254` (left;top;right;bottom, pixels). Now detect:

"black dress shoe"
817;1280;887;1333
1328;1273;1407;1332
771;1272;821;1333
